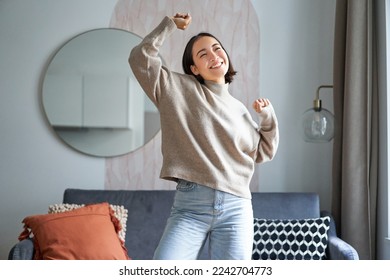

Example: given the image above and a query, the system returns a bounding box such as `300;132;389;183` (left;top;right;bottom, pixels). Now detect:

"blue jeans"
153;180;253;260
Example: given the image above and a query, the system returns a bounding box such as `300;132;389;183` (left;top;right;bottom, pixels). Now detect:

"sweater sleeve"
255;104;279;163
128;16;177;107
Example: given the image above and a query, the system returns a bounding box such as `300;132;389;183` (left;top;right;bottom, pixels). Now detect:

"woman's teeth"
210;62;222;69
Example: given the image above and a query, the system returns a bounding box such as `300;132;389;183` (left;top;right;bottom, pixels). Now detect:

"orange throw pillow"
18;202;130;260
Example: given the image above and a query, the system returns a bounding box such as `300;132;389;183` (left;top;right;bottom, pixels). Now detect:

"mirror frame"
42;28;160;157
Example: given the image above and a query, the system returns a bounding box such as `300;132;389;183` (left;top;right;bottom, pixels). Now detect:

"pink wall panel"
106;0;260;191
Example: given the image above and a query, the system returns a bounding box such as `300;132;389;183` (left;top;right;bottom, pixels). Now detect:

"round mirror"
42;29;160;157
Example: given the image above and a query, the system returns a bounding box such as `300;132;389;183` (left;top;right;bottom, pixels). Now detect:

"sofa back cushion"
251;192;320;219
63;189;321;260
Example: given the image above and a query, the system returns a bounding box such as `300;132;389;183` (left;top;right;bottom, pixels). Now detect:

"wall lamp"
302;85;334;143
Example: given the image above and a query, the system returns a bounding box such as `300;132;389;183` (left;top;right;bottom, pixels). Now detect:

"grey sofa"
8;189;359;260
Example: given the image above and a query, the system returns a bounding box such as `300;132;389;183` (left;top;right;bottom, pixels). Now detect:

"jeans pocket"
176;180;197;192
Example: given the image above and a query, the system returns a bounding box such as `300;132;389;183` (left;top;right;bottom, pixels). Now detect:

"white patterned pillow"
48;203;128;243
252;216;331;260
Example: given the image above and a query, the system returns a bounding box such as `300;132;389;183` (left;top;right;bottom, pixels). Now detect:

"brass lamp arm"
314;85;333;111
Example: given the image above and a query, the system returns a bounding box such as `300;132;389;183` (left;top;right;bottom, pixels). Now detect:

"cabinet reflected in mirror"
42;28;160;157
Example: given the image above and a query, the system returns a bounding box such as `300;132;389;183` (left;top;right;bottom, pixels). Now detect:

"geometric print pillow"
252;216;331;260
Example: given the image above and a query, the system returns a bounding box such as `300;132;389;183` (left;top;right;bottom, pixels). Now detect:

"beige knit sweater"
129;16;279;199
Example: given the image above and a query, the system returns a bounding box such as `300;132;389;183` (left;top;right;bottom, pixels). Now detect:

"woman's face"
190;36;229;84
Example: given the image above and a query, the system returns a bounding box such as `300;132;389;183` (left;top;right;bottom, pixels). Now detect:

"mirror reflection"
42;28;160;157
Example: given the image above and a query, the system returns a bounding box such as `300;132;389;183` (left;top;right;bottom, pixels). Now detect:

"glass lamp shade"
302;107;334;142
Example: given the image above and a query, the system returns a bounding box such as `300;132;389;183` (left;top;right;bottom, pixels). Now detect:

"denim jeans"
153;180;253;260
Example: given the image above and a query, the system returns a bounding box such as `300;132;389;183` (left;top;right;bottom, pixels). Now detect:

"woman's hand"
252;98;270;113
171;13;192;30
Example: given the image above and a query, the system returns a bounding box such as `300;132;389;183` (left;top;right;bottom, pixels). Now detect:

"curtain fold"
332;0;378;260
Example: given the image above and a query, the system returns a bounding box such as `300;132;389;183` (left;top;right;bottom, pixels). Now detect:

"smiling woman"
128;13;279;260
42;28;161;157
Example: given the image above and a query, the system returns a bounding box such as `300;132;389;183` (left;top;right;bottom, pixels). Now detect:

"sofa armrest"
327;236;359;260
8;238;34;260
321;210;359;260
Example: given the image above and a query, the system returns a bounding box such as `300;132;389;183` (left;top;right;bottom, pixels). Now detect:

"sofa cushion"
62;189;176;260
18;202;130;260
251;192;320;219
252;216;330;260
48;203;128;243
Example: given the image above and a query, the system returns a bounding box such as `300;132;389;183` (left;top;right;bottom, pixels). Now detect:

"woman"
129;13;279;260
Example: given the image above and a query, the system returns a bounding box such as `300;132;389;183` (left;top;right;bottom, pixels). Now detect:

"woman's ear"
190;65;199;75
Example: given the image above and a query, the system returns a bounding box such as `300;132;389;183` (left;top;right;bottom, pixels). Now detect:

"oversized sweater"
129;16;279;199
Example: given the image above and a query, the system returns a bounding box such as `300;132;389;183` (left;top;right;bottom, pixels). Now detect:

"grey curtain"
332;0;379;260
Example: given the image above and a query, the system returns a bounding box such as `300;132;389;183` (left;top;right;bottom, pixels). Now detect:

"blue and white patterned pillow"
252;216;331;260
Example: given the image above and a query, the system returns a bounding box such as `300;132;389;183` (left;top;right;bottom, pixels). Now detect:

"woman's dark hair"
182;32;237;84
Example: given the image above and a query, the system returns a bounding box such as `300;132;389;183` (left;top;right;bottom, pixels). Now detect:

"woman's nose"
210;52;218;61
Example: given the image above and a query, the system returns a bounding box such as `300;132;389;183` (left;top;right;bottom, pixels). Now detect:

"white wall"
253;0;335;209
0;0;336;259
0;0;115;259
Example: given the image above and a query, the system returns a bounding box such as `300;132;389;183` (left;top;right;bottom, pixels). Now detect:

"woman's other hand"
171;13;192;30
252;98;270;113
